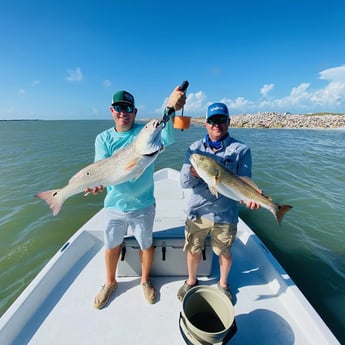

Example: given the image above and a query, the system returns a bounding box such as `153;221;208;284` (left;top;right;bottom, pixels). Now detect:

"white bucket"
179;286;237;344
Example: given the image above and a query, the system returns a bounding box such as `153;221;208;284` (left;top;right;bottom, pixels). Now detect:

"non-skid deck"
0;169;339;345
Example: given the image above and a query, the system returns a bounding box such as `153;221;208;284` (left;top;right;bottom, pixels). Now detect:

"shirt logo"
124;93;134;103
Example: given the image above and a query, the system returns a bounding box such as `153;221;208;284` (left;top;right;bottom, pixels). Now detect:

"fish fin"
126;158;138;170
207;176;219;197
239;176;261;193
209;186;219;198
35;189;63;216
260;193;273;201
275;204;293;225
239;176;271;199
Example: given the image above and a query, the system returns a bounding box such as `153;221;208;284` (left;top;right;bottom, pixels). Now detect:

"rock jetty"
192;112;345;129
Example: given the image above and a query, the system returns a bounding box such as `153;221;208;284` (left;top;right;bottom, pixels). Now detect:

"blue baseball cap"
206;102;229;119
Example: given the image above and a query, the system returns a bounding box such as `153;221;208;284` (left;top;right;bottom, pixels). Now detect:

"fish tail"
35;189;63;216
275;204;293;224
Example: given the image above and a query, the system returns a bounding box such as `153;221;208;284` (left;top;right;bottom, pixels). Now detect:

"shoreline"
191;112;345;129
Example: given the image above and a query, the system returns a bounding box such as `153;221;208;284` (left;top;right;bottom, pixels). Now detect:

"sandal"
93;282;118;309
142;280;156;304
177;279;199;301
217;281;233;302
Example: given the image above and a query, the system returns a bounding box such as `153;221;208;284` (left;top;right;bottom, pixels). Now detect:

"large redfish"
36;120;164;216
190;153;292;224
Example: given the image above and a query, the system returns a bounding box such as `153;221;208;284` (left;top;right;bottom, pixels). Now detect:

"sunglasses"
207;117;228;125
112;104;135;113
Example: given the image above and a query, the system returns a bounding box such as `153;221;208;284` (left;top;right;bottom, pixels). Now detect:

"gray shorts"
103;205;155;250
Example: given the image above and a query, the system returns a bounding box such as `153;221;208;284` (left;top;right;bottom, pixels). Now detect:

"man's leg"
219;252;232;288
105;246;121;286
140;246;156;303
94;246;121;309
186;250;201;286
140;245;154;283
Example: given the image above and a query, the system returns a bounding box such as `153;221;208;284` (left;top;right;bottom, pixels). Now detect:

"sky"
1;0;345;120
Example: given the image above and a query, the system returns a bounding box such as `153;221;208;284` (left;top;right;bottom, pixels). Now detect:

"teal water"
0;120;344;343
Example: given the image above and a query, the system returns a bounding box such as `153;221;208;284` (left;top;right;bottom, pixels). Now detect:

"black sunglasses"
207;117;228;125
112;104;135;113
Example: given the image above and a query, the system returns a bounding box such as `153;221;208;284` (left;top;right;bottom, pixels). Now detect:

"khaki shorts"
183;217;237;256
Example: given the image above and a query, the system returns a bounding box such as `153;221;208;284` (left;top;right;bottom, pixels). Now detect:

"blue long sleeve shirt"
180;133;252;224
94;119;175;211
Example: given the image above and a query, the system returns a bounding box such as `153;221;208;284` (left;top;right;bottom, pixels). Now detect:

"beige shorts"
183;217;237;256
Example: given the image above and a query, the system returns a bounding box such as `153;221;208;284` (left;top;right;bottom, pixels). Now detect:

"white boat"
0;168;340;345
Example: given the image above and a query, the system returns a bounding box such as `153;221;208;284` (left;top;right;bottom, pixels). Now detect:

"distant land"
0;119;41;121
1;112;345;129
191;112;345;129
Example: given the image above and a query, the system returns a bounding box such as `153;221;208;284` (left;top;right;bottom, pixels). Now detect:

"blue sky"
1;0;345;120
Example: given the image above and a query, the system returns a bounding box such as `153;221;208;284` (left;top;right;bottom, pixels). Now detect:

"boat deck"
0;169;339;344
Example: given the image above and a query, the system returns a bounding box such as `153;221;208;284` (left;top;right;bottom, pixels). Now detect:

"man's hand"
84;185;104;196
240;188;262;209
244;200;261;210
167;86;186;112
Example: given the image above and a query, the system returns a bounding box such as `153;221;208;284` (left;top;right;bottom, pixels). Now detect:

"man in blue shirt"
92;86;186;309
178;102;260;302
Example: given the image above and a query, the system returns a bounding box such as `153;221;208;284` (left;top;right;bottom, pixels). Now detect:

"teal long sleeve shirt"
94;119;175;211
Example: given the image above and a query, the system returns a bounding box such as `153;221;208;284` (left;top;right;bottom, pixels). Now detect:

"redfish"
190;153;292;224
36;120;164;216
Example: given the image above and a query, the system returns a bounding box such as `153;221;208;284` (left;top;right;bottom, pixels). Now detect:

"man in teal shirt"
92;86;186;309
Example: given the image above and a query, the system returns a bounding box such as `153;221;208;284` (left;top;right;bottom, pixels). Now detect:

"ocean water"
0;120;344;343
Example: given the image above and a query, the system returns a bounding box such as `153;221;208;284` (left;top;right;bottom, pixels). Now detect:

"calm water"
0;120;344;343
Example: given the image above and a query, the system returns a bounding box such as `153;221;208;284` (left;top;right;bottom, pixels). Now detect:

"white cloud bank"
184;65;345;115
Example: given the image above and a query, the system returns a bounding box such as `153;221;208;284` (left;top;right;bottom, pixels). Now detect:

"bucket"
179;286;237;344
173;115;191;130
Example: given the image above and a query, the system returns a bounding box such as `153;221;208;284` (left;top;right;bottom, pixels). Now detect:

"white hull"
0;168;339;344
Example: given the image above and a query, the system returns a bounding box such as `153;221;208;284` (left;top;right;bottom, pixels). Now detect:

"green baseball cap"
112;90;135;106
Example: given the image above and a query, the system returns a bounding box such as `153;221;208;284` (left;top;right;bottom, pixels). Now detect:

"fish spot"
53;192;58;196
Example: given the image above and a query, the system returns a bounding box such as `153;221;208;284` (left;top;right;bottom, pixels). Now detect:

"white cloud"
19;88;25;95
185;91;207;113
32;80;40;87
103;79;112;87
272;83;311;108
260;84;274;97
311;65;345;106
219;97;253;112
157;91;206;115
65;67;83;82
319;65;345;81
264;66;345;112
